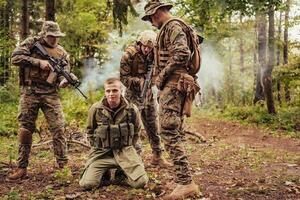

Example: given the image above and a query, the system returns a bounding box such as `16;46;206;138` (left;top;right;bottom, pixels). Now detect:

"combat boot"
151;154;172;168
7;168;27;180
163;181;199;200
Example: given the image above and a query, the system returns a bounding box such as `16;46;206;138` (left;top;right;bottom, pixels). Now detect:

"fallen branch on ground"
33;139;90;148
184;129;206;142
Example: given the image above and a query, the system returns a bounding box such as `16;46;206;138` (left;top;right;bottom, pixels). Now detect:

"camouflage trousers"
17;87;68;168
125;90;163;155
158;85;192;185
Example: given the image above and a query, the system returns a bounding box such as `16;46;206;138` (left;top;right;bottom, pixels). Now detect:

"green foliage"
0;75;104;136
110;0;138;36
36;150;50;158
61;88;104;128
53;166;73;185
3;188;22;200
195;103;300;137
0;77;19;136
35;185;54;199
273;61;300;84
0;0;6;6
57;0;111;67
0;135;17;164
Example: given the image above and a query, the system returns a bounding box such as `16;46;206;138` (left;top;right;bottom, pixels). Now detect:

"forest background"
0;0;299;137
0;0;299;199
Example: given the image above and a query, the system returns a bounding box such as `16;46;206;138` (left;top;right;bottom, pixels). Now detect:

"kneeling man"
79;77;148;189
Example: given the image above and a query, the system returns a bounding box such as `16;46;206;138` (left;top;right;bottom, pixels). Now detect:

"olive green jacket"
84;97;145;181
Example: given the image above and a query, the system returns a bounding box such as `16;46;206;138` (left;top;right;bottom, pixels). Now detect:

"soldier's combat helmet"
39;21;65;37
141;0;173;21
138;30;157;47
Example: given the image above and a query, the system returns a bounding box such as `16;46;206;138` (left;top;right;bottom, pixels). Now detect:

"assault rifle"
139;63;154;103
33;42;87;99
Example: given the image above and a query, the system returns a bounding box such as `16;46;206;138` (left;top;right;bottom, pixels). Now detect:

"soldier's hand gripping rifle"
33;42;88;99
139;63;154;103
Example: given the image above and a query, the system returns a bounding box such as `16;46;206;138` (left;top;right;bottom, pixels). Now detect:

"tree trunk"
276;11;282;104
228;16;234;104
239;14;246;105
21;0;29;40
45;0;55;21
262;5;276;114
239;14;245;74
253;13;266;104
283;0;290;102
0;0;14;85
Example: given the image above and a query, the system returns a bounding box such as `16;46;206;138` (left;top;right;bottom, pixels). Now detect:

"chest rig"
23;40;66;87
155;18;193;75
92;106;135;150
126;45;149;77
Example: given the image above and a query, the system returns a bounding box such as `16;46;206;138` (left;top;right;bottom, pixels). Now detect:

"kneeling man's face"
104;81;121;109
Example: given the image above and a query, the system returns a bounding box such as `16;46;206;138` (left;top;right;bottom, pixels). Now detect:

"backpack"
158;18;203;75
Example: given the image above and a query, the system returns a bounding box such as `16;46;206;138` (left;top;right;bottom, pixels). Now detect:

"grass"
2;188;22;200
53;166;73;185
192;103;300;138
0;83;104;137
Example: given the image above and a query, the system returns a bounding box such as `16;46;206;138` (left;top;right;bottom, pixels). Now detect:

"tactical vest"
155;18;201;76
125;45;148;76
22;39;67;87
92;106;135;150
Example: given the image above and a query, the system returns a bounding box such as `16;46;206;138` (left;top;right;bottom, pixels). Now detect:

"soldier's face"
150;14;161;29
105;82;121;109
141;44;153;55
45;35;60;47
150;9;163;29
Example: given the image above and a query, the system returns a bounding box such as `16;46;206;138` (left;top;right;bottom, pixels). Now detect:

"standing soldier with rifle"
142;0;202;199
120;30;171;168
8;21;78;180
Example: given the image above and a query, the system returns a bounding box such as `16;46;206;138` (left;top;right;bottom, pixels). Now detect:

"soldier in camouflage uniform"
79;78;148;189
142;1;200;199
120;30;170;168
8;21;73;180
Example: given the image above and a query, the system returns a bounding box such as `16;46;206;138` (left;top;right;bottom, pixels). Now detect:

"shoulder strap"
157;18;193;51
125;45;139;74
158;18;201;75
125;45;138;57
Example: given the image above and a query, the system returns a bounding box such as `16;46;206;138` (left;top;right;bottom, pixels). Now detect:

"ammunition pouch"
93;122;134;149
21;65;58;87
177;74;200;117
46;71;58;85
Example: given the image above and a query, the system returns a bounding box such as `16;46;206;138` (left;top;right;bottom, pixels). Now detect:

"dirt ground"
0;117;299;200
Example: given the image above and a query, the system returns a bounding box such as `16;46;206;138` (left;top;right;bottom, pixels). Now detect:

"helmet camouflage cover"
138;30;157;47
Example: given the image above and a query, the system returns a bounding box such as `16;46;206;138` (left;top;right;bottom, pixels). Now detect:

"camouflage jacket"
85;97;146;181
155;18;192;89
120;43;155;104
11;36;70;93
86;96;141;146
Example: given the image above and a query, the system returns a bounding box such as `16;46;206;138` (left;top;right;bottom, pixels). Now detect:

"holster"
177;74;200;117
